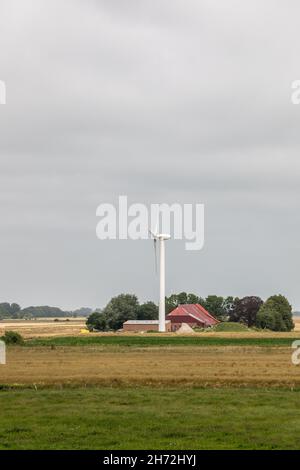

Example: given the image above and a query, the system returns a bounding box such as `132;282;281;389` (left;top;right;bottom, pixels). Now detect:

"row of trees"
1;292;294;332
87;292;294;332
0;303;92;319
230;295;294;331
167;292;294;331
0;303;21;319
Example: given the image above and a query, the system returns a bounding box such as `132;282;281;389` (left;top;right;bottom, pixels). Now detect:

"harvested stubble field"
1;319;300;388
1;342;300;388
0;318;86;338
293;317;300;331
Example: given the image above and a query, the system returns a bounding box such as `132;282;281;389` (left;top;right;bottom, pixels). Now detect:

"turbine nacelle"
157;233;171;241
149;231;171;241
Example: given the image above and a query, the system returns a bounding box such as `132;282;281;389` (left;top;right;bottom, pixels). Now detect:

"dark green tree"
187;293;201;304
0;303;11;319
1;330;24;345
256;308;278;330
256;295;294;331
177;292;189;304
103;294;139;330
203;295;226;321
137;301;158;320
10;303;21;318
165;294;179;313
86;312;108;331
0;303;21;319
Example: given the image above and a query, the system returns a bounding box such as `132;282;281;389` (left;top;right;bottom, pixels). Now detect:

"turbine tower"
149;230;171;332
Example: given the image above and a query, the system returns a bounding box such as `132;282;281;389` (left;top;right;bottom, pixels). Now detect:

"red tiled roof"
166;304;219;326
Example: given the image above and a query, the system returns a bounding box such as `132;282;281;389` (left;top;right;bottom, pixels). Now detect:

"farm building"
123;320;172;332
167;304;219;331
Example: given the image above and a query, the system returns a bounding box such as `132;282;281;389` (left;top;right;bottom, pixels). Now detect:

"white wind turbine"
149;227;171;332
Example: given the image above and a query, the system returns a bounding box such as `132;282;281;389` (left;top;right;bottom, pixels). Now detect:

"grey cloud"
0;0;300;309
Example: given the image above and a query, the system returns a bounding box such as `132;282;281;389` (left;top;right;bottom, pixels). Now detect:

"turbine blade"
154;239;158;275
149;216;159;238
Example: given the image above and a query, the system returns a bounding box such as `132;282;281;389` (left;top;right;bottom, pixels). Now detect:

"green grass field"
212;322;249;332
26;335;295;348
1;386;300;449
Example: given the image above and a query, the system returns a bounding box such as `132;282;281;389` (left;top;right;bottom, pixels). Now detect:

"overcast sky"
1;0;300;310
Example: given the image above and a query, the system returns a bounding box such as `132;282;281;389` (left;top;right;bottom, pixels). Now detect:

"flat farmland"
1;321;300;449
293;317;300;331
0;318;86;338
1;319;300;388
1;344;300;388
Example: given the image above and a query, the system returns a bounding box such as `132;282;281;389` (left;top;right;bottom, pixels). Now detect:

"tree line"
0;303;92;320
0;293;293;332
86;292;294;332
